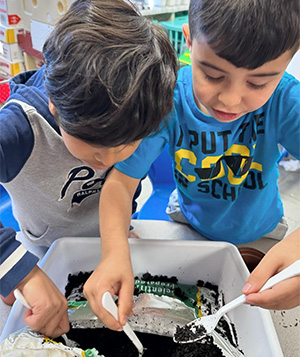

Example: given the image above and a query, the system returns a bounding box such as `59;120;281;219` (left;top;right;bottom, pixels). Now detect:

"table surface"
1;220;299;356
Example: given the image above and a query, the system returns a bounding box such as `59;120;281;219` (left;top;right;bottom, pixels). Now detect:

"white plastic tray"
1;237;283;356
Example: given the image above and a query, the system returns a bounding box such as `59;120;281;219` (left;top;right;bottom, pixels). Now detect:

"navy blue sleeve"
0;101;34;183
0;221;39;297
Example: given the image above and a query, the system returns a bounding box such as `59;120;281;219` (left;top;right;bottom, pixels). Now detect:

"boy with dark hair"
87;0;300;330
0;0;177;337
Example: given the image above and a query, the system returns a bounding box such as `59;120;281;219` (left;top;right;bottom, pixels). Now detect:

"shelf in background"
141;5;188;17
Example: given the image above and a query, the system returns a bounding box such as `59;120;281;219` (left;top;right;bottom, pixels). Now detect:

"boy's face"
60;128;141;170
183;25;294;123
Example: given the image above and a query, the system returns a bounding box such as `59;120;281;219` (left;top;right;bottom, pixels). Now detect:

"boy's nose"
218;86;242;109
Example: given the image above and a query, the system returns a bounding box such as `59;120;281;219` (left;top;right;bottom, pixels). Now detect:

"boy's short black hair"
189;0;300;69
43;0;177;147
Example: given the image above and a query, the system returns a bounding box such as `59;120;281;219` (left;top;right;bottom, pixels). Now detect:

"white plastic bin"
1;238;283;356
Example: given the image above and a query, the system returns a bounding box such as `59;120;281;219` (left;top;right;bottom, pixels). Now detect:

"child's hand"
83;251;134;331
17;265;69;337
242;228;300;309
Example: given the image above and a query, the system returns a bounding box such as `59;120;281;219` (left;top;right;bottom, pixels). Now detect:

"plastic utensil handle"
216;294;246;317
123;323;144;353
102;291;118;320
102;292;144;354
14;288;31;309
259;259;300;292
217;259;300;317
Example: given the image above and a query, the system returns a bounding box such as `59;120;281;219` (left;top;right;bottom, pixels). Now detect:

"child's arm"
83;168;140;330
0;223;69;337
242;228;300;309
1;222;68;334
15;266;69;337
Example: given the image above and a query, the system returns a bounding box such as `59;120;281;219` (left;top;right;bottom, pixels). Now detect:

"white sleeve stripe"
0;245;27;279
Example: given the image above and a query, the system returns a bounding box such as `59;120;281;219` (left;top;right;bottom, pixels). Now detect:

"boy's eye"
247;81;267;90
204;74;224;82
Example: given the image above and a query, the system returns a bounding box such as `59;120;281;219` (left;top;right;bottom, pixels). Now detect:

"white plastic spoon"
102;291;144;356
174;259;300;344
13;289;77;347
13;288;31;309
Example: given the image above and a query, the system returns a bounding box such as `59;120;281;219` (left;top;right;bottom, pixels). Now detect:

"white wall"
286;50;300;80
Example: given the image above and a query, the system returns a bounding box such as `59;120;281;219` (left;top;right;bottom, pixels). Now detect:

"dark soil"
137;273;178;284
63;272;240;356
64;327;225;357
174;323;207;343
65;271;92;301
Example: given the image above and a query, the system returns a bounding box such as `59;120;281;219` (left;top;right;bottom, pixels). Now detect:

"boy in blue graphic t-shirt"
85;0;300;331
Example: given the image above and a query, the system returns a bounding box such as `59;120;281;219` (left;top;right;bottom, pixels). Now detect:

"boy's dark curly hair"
43;0;177;146
189;0;300;69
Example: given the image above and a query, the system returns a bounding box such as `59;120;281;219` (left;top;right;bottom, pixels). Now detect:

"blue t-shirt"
116;66;300;244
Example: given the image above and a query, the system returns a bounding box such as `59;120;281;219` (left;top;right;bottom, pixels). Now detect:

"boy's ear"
48;99;56;115
182;24;192;50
